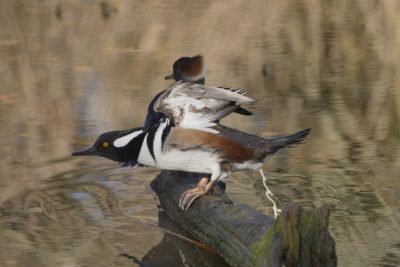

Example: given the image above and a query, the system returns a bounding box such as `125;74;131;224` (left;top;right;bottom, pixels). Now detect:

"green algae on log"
151;170;337;267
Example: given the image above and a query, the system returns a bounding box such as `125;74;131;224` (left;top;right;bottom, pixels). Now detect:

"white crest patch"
113;130;143;148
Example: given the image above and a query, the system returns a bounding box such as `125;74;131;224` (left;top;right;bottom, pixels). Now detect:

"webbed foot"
179;177;215;211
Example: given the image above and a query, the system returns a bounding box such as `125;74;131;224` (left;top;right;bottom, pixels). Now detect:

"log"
124;211;231;267
150;170;337;267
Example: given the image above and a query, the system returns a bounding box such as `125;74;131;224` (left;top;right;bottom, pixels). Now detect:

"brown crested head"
165;55;205;84
181;55;203;79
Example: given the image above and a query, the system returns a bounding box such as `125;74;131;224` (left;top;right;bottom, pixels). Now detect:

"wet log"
150;170;337;267
124;211;230;267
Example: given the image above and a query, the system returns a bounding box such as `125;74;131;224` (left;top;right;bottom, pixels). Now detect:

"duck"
72;119;310;210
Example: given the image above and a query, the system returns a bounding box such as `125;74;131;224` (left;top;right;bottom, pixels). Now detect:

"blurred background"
0;0;399;266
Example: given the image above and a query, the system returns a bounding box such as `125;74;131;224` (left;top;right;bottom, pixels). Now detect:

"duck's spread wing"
154;82;255;133
184;83;255;104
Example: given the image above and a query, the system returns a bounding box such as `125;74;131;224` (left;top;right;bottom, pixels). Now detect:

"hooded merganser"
143;55;253;131
72;119;310;210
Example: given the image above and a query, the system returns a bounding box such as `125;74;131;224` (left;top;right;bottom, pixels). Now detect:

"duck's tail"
262;128;311;156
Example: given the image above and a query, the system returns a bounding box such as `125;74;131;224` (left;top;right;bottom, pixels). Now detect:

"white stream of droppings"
259;168;281;219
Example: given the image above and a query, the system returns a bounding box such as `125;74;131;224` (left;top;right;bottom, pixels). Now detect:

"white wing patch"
179;114;219;133
113;130;143;147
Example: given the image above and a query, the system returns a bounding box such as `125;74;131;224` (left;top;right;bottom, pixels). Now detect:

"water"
0;1;399;266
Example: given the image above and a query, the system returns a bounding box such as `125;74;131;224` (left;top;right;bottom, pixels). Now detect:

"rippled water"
1;1;399;266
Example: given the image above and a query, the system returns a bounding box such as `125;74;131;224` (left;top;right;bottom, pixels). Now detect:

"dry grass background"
0;0;399;266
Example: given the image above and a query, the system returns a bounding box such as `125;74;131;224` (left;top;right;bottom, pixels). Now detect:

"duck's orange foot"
179;177;215;211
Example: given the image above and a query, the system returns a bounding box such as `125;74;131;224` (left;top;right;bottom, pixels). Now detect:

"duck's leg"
179;177;216;210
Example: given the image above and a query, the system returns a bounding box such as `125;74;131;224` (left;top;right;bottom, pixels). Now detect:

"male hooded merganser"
72;119;310;210
143;55;252;131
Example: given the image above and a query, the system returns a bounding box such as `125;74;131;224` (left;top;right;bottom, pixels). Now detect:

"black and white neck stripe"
137;119;171;165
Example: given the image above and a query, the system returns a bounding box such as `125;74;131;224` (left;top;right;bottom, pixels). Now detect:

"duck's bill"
164;73;174;80
71;146;97;156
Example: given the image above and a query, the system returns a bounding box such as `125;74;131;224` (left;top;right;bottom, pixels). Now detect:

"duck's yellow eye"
102;142;109;148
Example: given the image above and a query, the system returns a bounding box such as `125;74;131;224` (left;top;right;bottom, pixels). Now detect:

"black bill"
164;73;174;80
71;146;97;156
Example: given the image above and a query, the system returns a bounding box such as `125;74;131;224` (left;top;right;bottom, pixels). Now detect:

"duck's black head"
164;55;205;84
71;127;145;163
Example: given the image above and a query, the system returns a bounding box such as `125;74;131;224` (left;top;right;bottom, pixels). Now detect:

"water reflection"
1;0;400;266
0;160;228;266
121;212;229;267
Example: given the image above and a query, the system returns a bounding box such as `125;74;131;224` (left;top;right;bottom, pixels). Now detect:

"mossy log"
150;170;337;267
